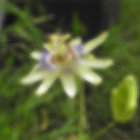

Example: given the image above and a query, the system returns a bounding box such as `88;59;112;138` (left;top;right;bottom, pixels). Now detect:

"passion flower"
21;32;113;98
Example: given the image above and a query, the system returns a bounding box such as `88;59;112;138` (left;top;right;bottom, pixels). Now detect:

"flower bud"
111;75;138;123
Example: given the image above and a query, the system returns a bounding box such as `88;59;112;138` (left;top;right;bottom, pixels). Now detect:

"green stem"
93;122;116;140
79;82;87;139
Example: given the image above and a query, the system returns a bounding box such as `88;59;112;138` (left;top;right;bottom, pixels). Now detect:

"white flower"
21;32;113;98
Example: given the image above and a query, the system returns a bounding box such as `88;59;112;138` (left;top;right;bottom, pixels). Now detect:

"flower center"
43;33;82;67
51;51;74;65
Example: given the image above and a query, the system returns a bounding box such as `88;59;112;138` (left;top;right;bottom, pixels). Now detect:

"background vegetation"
0;0;140;139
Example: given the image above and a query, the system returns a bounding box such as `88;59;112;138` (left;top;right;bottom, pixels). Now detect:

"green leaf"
72;13;87;36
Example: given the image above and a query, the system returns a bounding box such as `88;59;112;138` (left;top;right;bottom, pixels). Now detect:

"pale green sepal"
84;32;108;53
79;58;113;69
60;73;77;98
31;51;41;60
21;65;44;84
36;72;58;96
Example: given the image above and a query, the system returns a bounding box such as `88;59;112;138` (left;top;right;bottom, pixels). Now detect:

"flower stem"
92;121;116;140
79;82;87;139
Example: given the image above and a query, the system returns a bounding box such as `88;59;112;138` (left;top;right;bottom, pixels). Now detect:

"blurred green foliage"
72;13;87;37
0;0;140;140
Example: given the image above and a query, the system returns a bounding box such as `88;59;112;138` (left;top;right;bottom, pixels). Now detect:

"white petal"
70;38;81;46
21;65;44;84
63;34;71;40
36;73;57;96
79;58;113;69
77;67;102;85
60;74;77;98
84;32;108;53
31;51;42;60
43;43;53;53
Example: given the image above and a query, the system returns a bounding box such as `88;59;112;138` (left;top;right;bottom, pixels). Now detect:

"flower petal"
77;67;102;85
21;65;44;84
60;73;77;98
36;72;58;96
70;38;82;46
31;51;42;60
84;32;108;53
79;58;113;69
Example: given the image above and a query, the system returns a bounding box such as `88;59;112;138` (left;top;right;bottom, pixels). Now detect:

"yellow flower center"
51;50;75;66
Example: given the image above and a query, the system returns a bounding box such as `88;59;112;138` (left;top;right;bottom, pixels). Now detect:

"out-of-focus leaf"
72;13;87;36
